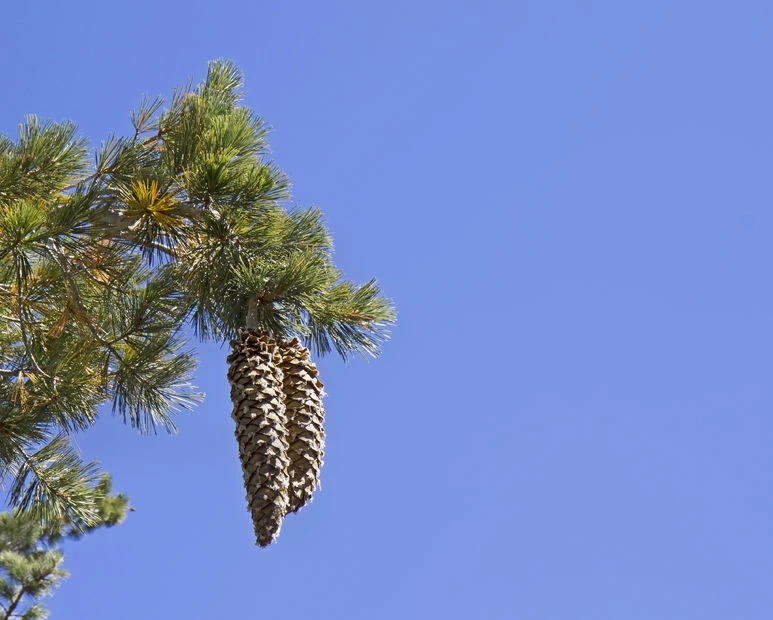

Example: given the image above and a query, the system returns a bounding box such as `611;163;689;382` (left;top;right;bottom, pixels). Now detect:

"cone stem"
245;296;259;329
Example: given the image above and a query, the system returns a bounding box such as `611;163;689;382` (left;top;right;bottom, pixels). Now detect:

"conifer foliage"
0;475;128;619
0;61;394;546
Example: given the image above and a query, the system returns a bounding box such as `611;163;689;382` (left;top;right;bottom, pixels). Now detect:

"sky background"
1;1;773;618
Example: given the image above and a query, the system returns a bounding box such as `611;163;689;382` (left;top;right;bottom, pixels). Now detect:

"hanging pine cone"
278;338;326;513
227;330;290;546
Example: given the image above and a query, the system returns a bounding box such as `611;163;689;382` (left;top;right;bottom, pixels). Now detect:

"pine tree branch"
2;584;25;619
12;260;46;380
7;435;101;526
95;208;187;259
45;248;127;357
50;254;161;405
59;129;166;194
45;248;158;402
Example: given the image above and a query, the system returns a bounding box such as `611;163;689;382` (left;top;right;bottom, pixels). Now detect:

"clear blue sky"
2;1;773;618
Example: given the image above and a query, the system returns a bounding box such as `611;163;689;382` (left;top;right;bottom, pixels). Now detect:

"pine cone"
227;330;290;546
278;338;326;513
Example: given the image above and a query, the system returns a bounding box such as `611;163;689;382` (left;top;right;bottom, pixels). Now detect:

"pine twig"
2;585;25;619
13;259;48;379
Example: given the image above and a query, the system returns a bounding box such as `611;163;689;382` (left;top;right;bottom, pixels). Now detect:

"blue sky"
2;1;773;618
